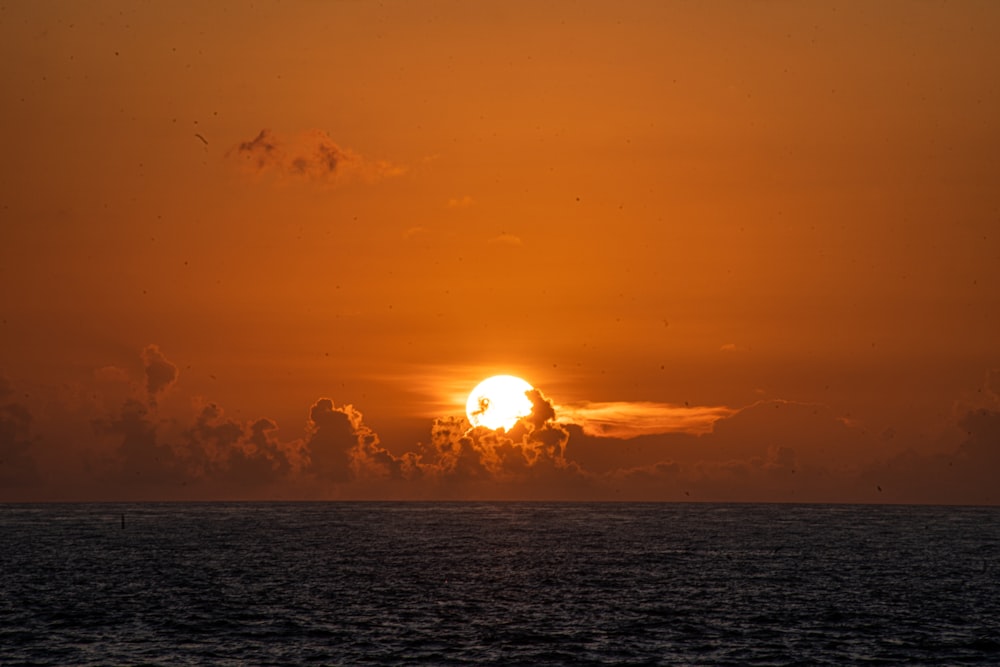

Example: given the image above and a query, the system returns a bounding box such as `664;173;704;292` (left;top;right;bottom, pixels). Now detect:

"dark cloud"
605;460;682;494
414;389;586;496
957;408;1000;464
704;399;882;471
4;347;1000;504
183;404;299;491
413;417;489;484
93;398;182;487
414;417;464;473
231;128;404;185
0;391;38;489
236;418;294;482
86;347;300;497
858;410;1000;506
302;398;409;484
560;397;1000;504
562;422;696;474
185;403;245;472
142;344;177;406
947;408;1000;502
524;388;556;429
560;400;886;501
304;398;359;482
236;129;280;169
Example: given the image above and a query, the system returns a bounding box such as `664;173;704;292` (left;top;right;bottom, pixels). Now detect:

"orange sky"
2;1;999;503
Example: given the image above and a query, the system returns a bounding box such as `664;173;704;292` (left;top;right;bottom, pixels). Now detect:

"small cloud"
489;233;522;246
838;415;864;429
403;226;427;239
230;128;405;186
720;343;738;352
559;401;736;438
447;195;474;208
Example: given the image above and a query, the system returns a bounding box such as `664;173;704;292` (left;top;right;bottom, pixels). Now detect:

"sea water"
1;502;998;665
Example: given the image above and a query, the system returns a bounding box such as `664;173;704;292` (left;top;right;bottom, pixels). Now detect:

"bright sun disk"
466;375;534;431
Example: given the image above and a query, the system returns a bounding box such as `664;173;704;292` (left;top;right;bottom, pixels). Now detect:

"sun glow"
466;375;534;431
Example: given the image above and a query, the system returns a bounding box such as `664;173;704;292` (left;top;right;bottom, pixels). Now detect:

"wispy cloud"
489;233;522;246
558;401;736;438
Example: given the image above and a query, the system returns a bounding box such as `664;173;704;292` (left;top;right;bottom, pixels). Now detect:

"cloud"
236;417;295;483
235;128;280;169
957;408;1000;465
183;404;303;489
560;399;892;501
415;418;489;483
88;396;304;499
701;399;890;476
447;195;474;208
93;398;182;486
142;344;177;407
5;346;1000;504
0;360;845;501
0;375;13;400
303;398;411;484
607;460;682;488
407;388;587;497
856;407;1000;505
27;353;588;499
558;401;736;438
488;233;522;246
984;368;1000;402
85;346;304;497
231;128;405;185
0;387;38;488
303;398;362;482
562;423;694;476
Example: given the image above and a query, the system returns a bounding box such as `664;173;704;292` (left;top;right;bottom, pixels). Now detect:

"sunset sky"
2;1;999;503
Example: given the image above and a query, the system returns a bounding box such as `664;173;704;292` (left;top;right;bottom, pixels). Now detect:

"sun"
466;375;534;431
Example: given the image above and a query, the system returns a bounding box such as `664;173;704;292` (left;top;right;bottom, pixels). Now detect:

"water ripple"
1;502;998;665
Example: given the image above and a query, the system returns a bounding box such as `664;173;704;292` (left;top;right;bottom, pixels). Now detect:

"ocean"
1;502;998;665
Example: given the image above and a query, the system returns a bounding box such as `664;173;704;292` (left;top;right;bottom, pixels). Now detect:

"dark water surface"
2;502;999;665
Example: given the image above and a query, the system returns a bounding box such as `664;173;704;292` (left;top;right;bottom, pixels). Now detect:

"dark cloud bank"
1;347;998;504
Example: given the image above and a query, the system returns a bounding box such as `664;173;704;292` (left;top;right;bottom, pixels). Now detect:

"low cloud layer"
1;349;997;504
